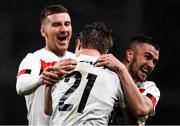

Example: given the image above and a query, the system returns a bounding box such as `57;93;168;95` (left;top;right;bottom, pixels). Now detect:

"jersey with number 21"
50;54;126;125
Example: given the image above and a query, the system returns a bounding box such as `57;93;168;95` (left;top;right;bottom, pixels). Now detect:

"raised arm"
96;54;154;118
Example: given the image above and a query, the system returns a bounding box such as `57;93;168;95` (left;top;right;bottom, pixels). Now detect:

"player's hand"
39;66;59;86
95;54;125;73
52;58;77;78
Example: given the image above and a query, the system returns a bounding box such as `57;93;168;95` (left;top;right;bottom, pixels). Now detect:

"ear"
40;25;47;38
125;49;134;63
75;39;82;57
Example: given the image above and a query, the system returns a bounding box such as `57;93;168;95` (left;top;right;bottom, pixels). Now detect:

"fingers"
39;58;77;86
53;58;77;77
58;58;77;66
94;60;106;67
95;54;122;72
53;58;77;70
40;66;59;86
95;54;112;67
58;64;76;71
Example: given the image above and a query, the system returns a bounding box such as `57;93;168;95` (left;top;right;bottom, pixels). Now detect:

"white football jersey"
136;81;160;125
109;81;160;125
136;81;160;115
50;54;125;125
16;48;74;125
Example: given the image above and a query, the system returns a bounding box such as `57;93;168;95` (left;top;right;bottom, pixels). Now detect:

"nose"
147;60;154;70
59;25;67;33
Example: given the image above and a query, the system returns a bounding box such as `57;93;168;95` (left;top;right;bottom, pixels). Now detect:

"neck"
80;48;101;57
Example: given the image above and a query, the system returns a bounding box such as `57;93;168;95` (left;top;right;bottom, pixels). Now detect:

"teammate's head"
40;4;72;56
76;22;113;54
123;35;160;82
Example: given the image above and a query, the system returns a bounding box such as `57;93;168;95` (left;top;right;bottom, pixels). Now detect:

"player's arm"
52;58;77;77
117;67;153;117
16;55;76;96
96;54;153;118
17;67;59;96
16;75;40;96
40;58;77;86
44;58;77;115
16;54;42;95
16;54;59;96
44;84;53;115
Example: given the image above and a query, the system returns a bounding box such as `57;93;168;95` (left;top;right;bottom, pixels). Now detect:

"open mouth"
140;66;152;76
141;68;149;75
57;36;67;41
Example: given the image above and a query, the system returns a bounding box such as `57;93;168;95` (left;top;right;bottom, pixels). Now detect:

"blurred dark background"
0;0;180;124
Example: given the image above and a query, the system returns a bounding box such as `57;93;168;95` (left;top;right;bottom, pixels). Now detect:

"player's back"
50;54;124;125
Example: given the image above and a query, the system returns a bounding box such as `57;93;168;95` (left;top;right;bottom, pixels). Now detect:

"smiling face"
41;12;72;56
128;43;159;82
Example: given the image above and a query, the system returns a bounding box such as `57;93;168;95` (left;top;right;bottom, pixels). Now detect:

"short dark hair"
40;4;69;25
78;22;113;54
127;35;160;51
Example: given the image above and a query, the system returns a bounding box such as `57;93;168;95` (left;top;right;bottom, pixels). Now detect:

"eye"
145;53;159;65
145;53;152;60
65;21;71;27
52;22;61;27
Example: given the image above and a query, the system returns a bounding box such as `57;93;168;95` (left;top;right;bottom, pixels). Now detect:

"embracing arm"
44;58;77;115
16;53;61;96
96;54;154;118
16;65;59;96
16;75;41;95
116;65;153;117
16;54;42;96
44;85;53;115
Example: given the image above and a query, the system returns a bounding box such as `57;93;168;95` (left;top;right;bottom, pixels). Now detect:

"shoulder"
19;49;44;65
141;81;160;97
33;48;48;57
22;53;36;61
141;81;159;90
142;81;157;87
23;49;43;59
